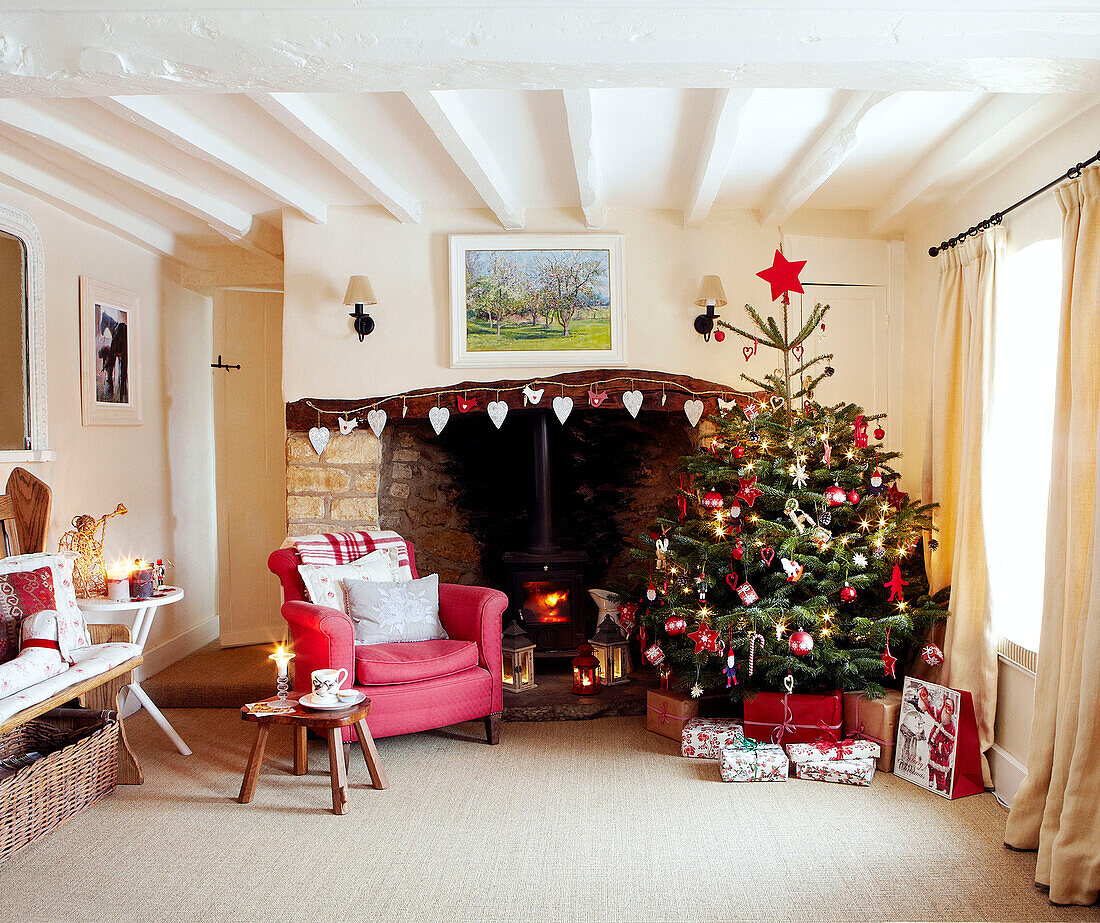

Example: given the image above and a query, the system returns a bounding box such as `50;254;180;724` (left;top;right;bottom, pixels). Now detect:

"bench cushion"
355;639;479;686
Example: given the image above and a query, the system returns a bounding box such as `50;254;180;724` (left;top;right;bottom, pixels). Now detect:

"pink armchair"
268;538;507;744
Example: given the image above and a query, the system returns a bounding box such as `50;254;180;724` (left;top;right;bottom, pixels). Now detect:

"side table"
76;588;191;756
238;694;388;815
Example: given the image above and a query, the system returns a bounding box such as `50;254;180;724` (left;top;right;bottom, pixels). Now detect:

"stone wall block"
325;430;381;464
287;465;351;493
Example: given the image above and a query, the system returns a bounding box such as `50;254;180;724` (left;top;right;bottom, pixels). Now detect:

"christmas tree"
623;254;948;700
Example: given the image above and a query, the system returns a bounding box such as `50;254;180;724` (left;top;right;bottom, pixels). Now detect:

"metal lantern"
590;614;631;686
571;643;601;696
501;620;537;693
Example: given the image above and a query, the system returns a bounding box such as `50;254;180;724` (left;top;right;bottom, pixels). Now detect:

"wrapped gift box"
681;717;746;759
843;689;902;772
720;741;789;782
793;756;876;786
785;738;881;764
743;689;843;745
646;689;698;741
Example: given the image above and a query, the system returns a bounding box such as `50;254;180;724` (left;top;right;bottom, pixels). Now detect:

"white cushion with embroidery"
297;549;402;614
344;574;447;646
0;552;90;661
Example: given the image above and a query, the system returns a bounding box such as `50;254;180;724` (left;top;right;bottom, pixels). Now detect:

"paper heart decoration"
717;398;737;413
338;416;359;435
456;395;477;413
743;345;755;361
622;390;644;418
792;344;804;361
366;409;386;438
760;545;775;567
683;399;704;428
588;387;608;407
308;426;330;456
769;395;785;410
487;400;509;429
522;385;545;406
725;573;739;591
784;673;795;694
428;406;450;435
552;395;573;424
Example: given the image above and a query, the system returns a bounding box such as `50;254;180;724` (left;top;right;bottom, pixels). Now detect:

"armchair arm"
438;584;507;713
281;600;355;693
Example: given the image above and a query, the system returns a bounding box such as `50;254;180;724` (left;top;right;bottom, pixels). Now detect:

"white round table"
77;587;191;756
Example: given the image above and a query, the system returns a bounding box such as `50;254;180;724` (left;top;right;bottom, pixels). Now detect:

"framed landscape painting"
79;276;142;426
450;234;626;368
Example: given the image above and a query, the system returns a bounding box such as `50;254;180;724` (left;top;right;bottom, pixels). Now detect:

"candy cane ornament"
748;632;765;676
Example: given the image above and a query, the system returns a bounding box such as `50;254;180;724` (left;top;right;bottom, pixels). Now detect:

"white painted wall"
900;105;1100;801
0;181;218;677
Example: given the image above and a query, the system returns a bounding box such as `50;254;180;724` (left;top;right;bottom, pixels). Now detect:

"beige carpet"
3;709;1097;923
142;641;278;707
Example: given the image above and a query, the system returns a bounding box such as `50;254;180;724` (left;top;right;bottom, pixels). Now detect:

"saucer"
300;691;365;710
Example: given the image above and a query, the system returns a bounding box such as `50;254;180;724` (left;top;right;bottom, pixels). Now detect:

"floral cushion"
297;549;402;614
0;566;55;663
0;553;89;664
345;574;448;646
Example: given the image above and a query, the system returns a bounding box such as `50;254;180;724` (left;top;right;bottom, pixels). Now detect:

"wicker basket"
0;709;119;862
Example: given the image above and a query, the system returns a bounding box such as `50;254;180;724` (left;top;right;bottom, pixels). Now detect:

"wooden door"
213;290;286;647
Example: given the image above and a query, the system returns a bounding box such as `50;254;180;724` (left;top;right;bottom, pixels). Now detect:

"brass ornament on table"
58;503;127;598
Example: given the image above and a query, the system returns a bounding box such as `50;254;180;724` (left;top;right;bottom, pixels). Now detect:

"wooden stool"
238;694;388;814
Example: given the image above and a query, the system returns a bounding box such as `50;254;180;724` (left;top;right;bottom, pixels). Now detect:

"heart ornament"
553;395;573;424
760;545;775;567
769;395;785;410
428;406;450;435
683;399;704;428
725;573;739;591
487;400;509;429
366;409;387;438
338;416;359;435
743;345;755;361
523;385;545;406
792;344;804;361
308;426;330;456
588;387;608;407
622;390;644;418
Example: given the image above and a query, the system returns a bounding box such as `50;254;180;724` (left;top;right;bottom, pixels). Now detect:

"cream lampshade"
343;275;377;340
695;274;728;308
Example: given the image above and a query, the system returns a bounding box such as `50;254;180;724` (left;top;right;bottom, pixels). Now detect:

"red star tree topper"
756;249;807;302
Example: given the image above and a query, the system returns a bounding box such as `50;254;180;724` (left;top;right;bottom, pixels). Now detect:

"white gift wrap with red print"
793;756;876;786
719;743;789;782
680;717;746;759
785;738;881;764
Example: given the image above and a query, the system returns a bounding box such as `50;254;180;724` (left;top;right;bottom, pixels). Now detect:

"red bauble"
824;484;847;507
664;616;688;636
921;643;945;667
789;629;814;656
840;582;857;603
847;489;861;505
714;330;726;342
732;445;745;459
701;490;723;510
873;427;885;440
731;540;744;561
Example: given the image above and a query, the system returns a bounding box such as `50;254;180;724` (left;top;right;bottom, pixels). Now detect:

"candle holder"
268;645;296;711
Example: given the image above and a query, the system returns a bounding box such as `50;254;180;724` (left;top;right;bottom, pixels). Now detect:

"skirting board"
138;614;219;682
990;743;1028;807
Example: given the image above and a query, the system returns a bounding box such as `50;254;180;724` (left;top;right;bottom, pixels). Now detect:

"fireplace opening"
524;582;570;623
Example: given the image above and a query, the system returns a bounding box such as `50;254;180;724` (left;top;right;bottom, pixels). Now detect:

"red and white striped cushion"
294;530;413;580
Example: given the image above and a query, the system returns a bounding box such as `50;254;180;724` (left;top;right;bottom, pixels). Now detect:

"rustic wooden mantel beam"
286;369;755;431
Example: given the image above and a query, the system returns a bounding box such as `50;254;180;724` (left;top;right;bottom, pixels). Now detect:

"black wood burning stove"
502;412;588;655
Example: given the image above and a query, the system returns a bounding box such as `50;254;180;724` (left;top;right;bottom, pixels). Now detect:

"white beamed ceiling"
0;3;1097;258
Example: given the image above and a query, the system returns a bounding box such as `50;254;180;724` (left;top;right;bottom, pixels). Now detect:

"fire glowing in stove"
523;582;570;623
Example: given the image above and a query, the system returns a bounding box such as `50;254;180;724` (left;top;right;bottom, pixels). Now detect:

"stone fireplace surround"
284;370;750;592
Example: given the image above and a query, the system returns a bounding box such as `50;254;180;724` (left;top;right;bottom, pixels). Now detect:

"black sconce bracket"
693;304;720;341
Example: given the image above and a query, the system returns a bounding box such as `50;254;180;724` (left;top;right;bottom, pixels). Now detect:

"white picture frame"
80;276;142;426
449;234;627;368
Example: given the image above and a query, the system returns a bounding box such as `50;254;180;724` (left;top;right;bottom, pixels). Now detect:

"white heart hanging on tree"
622;390;644;418
308;426;330;456
338;416;359;435
487;400;509;429
428;406;450;435
523;385;545;406
552;395;573;424
366;409;387;438
683;399;704;427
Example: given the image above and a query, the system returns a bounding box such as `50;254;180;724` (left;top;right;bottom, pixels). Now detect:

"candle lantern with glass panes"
501;620;537;693
571;643;601;696
590;614;631;686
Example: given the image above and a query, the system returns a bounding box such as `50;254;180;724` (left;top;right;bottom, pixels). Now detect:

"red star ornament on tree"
687;624;721;655
881;628;898;678
756;249;807;302
886;482;908;510
735;476;763;508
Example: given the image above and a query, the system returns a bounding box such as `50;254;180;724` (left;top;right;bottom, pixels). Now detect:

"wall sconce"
344;275;377;340
694;274;727;342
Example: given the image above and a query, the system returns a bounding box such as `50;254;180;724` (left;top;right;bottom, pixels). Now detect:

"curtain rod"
927;148;1100;257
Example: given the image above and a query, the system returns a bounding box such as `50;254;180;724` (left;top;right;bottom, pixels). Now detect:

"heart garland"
588;387;608;407
456;395;477;413
338;416;359;435
683;399;704;428
622;390;644;418
522;385;545;406
428;406;450;435
487;400;509;429
366;409;387;438
552;395;573;424
308;426;330;456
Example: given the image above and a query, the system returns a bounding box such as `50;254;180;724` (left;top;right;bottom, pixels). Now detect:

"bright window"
983;238;1061;651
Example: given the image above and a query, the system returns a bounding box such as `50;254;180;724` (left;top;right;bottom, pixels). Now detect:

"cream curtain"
1005;164;1100;907
922;227;1002;787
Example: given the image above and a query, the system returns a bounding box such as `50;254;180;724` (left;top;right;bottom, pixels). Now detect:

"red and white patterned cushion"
0;566;56;663
0;553;90;664
293;530;414;578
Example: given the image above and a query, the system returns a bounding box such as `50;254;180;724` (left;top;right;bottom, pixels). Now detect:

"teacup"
311;668;348;703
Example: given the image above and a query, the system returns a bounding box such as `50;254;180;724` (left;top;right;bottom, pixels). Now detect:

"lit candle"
106;564;132;601
269;644;294;677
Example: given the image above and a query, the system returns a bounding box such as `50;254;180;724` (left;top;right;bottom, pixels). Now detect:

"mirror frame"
0;202;48;454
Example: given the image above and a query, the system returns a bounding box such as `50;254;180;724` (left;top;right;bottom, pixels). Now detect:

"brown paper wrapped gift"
843;689;902;772
647;689;699;741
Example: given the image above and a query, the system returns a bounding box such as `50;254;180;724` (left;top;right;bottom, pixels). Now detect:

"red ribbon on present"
648;702;671;724
850;721;890;748
811;720;854;760
771;694;796;744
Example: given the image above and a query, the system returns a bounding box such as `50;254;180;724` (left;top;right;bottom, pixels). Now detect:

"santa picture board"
894;676;984;800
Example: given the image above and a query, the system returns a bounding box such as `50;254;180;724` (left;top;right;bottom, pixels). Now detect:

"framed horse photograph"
79;276;142;426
